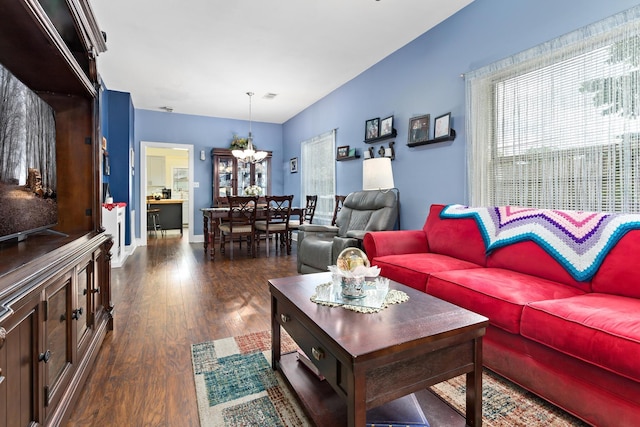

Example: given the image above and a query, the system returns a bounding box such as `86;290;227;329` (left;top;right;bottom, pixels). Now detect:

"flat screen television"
0;63;58;242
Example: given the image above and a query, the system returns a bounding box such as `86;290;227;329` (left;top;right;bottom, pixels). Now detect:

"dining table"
201;205;305;259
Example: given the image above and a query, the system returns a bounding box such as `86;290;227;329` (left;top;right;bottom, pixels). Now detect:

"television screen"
0;63;57;242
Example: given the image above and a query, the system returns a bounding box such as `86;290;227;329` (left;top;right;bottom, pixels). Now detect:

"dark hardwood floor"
66;230;299;426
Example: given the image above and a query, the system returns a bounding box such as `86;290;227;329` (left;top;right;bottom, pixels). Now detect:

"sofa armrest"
298;224;339;234
363;230;429;259
297;224;339;255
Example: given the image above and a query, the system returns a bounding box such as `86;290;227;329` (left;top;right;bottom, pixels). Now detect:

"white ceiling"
91;0;473;124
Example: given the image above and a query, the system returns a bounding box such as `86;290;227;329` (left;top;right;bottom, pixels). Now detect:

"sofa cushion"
487;240;591;292
591;229;640;298
521;294;640;382
427;268;585;334
372;253;482;292
424;204;486;266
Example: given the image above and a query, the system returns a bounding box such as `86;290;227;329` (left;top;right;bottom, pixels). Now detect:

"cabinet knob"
0;327;5;349
39;350;52;363
311;347;325;361
72;307;83;320
280;314;290;323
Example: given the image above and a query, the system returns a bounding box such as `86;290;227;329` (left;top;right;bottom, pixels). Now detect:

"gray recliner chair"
297;190;399;274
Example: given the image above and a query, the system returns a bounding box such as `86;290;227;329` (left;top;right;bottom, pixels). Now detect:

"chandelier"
232;91;268;163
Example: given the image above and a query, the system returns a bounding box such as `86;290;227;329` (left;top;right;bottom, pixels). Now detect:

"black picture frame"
379;115;394;137
434;112;451;139
337;145;350;159
408;114;430;144
365;117;380;141
290;157;298;173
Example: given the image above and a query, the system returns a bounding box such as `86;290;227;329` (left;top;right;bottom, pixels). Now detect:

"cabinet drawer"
275;301;337;382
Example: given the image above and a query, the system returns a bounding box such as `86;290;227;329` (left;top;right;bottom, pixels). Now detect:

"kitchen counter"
148;199;184;204
148;200;183;235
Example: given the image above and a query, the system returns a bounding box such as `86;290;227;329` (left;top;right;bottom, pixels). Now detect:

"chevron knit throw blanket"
440;204;640;282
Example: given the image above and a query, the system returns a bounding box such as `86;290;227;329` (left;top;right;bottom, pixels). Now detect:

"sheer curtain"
301;129;336;224
466;6;640;213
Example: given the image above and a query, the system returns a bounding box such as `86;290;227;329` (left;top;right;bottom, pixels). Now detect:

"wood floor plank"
65;232;299;425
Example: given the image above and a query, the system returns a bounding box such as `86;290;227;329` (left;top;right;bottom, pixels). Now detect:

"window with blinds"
300;130;336;224
466;6;640;213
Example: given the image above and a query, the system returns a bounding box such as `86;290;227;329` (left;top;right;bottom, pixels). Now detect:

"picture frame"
408;114;430;144
365;117;380;141
348;148;356;157
290;157;298;173
379;115;394;137
434;112;451;139
337;145;350;159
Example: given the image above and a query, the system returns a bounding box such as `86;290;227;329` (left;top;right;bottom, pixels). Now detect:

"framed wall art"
365;117;380;141
379;115;394;138
408;114;430;144
434;112;451;139
290;157;298;173
337;145;350;160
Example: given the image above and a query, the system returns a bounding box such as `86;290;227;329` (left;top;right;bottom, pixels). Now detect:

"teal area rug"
192;330;309;426
191;330;587;426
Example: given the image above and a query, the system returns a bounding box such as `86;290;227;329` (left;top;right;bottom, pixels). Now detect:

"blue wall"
112;0;639;238
133;110;283;236
103;89;135;245
281;0;640;230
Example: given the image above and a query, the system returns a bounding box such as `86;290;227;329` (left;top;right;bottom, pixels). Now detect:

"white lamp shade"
363;157;394;190
231;149;247;159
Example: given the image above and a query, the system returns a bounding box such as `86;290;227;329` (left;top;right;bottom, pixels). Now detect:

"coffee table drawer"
275;300;338;383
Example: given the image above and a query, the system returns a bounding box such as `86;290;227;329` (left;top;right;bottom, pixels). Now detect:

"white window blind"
466;6;640;213
301;129;336;224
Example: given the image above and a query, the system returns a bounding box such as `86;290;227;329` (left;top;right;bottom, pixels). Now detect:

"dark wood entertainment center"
0;1;112;426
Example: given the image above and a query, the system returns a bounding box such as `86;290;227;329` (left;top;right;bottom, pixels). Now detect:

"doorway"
140;141;195;246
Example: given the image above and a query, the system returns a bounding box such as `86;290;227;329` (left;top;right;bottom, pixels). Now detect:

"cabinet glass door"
255;159;268;195
217;157;234;200
237;159;251;196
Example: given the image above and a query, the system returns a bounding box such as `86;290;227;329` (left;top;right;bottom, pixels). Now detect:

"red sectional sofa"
363;204;640;427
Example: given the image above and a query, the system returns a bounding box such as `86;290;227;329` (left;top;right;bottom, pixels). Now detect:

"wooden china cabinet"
211;148;272;206
0;1;112;426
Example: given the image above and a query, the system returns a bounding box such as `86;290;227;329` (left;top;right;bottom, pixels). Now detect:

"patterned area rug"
191;330;588;426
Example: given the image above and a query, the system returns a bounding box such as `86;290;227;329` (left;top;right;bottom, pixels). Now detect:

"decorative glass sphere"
336;247;370;272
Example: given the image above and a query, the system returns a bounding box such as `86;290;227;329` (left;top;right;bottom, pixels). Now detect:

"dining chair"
255;195;293;257
288;195;317;234
331;195;347;226
218;195;258;259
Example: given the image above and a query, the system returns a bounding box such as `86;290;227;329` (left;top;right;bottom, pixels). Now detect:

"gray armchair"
297;190;398;273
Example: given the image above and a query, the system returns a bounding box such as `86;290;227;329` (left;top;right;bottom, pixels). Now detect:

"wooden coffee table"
269;272;489;427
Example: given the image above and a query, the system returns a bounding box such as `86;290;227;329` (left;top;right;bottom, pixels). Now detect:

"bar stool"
147;208;162;237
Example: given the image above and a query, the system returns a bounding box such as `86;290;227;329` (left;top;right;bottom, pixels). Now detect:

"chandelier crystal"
232;92;268;163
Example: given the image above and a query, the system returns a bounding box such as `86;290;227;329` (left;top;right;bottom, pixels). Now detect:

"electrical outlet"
193;182;199;188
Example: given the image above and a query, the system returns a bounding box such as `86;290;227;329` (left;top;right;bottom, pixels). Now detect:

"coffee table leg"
271;295;281;370
346;370;367;427
466;336;483;426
